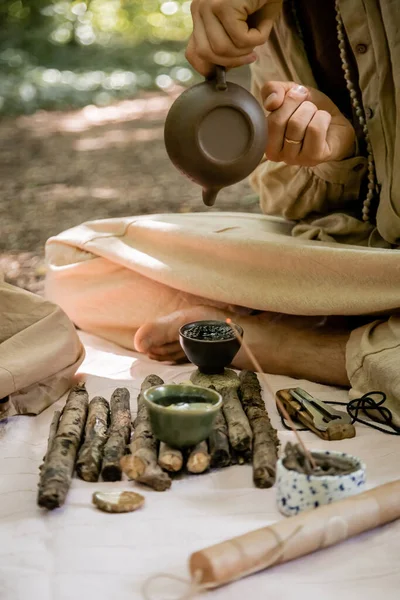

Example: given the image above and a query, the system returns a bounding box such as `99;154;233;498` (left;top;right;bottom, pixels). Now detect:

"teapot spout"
202;187;220;207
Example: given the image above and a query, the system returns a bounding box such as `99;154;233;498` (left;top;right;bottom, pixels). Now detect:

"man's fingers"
186;0;283;76
190;13;257;72
282;101;318;163
191;13;212;61
263;88;285;112
261;78;355;165
202;5;254;57
262;82;309;111
185;35;213;76
284;101;318;142
217;9;266;49
245;3;283;43
265;86;309;159
301;110;331;164
217;2;282;48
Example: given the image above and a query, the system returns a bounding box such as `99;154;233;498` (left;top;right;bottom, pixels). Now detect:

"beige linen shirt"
250;0;400;247
249;0;400;415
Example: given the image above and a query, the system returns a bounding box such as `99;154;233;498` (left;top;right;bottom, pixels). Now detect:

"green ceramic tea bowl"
143;384;223;448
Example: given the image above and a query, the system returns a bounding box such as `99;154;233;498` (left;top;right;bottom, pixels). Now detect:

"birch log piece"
76;396;110;482
158;442;184;472
38;410;61;475
191;369;252;456
239;370;279;488
101;388;131;482
208;409;231;468
121;374;172;491
221;386;253;454
187;441;211;474
37;383;88;510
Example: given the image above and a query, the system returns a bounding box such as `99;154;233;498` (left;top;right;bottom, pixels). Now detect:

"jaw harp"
290;388;351;431
276;387;356;440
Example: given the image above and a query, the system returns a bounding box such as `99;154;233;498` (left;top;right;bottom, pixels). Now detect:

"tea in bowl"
143;384;223;448
179;320;243;374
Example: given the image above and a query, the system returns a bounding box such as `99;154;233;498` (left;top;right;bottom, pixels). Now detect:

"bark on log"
37;383;88;510
39;409;61;474
101;388;131;482
158;442;184;472
208;409;231;468
187;441;210;474
76;396;110;482
121;374;171;491
230;448;252;466
190;368;240;391
221;386;253;453
239;370;279;488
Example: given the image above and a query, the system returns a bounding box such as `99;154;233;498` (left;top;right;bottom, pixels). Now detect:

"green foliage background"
0;0;196;114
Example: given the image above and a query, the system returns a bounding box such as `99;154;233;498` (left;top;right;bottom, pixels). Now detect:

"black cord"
279;391;400;435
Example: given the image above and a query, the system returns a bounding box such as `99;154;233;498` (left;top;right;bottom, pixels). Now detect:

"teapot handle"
206;65;227;91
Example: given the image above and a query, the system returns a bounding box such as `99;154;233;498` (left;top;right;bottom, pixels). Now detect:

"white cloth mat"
1;332;399;600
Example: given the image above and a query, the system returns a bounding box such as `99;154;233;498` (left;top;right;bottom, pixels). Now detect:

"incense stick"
226;318;317;469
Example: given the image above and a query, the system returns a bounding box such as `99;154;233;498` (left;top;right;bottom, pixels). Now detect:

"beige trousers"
45;212;400;421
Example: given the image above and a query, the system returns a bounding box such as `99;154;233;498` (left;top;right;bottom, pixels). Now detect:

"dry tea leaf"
92;491;145;513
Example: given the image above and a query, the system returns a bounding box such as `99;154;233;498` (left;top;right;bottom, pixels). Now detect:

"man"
45;0;400;420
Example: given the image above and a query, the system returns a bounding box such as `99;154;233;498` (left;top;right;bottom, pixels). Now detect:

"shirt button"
356;43;368;54
365;107;373;119
353;163;364;172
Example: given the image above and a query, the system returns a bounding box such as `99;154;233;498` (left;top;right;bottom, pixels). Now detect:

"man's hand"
186;0;283;76
263;81;356;166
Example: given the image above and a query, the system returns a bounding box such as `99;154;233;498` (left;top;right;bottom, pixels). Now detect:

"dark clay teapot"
164;66;267;206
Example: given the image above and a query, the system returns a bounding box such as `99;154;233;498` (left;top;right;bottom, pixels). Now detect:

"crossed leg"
134;306;351;386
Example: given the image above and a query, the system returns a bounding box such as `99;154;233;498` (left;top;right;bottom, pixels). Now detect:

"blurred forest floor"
1;66;261;295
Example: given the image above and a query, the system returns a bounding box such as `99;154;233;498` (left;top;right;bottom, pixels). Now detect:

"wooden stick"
37;383;88;510
121;374;171;491
239;370;279;488
187;441;210;474
39;410;61;474
189;479;400;589
76;396;110;482
230;449;252;465
226;319;316;469
221;386;253;453
209;409;231;469
158;442;184;472
101;388;131;482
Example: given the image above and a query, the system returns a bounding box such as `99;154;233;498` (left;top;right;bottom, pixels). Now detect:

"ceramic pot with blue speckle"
276;450;366;517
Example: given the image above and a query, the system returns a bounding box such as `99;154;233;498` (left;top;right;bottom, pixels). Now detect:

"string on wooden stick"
142;525;303;599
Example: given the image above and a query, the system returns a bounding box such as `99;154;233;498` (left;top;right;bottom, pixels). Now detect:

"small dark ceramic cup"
179;319;243;374
143;384;223;448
